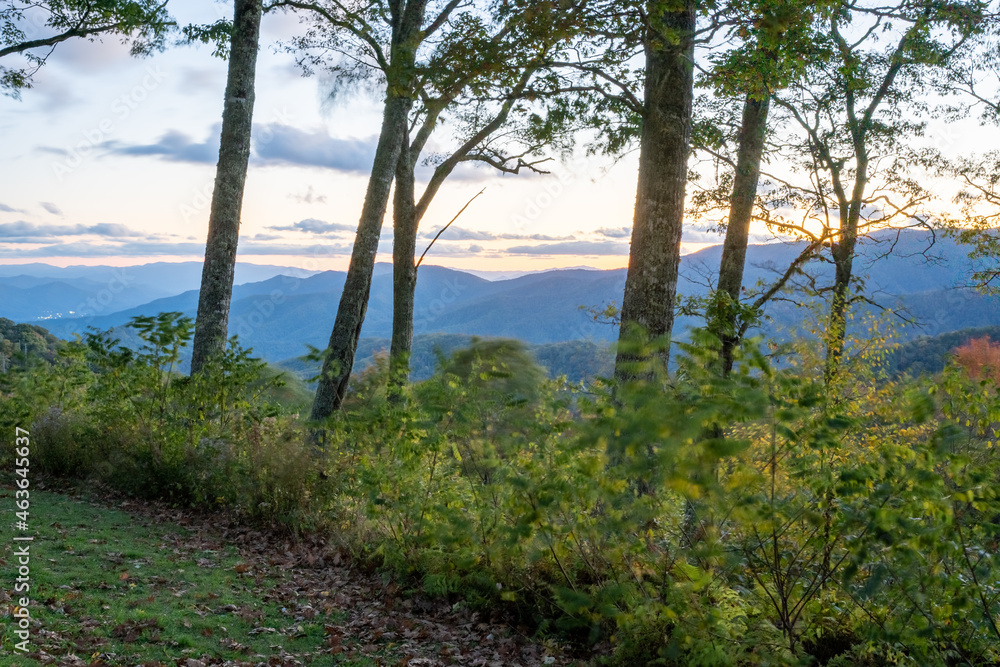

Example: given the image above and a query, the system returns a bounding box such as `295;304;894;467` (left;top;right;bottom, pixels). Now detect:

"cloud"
420;225;496;241
40;202;63;216
36;146;71;157
0;239;375;259
0;203;25;214
681;228;724;243
269;218;357;235
419;227;575;242
497;233;574;241
88;223;142;237
595;226;631;239
505;241;630;256
17;70;85;111
0;241;205;258
96;124;378;173
175;66;226;95
289;186;328;204
51;38;133;70
418;243;487;257
260;8;307;41
239;239;395;256
440;162;504;183
88;122;517;180
100;128;220;164
0;221;145;242
254;124;377;172
241;241;358;255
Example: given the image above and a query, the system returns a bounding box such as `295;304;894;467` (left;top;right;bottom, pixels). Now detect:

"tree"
946;150;1000;292
761;0;984;383
933;6;1000;126
189;0;264;375
275;0;559;419
696;0;825;376
614;0;697;381
387;1;584;389
936;12;1000;292
272;0;476;422
0;0;172;96
953;336;1000;383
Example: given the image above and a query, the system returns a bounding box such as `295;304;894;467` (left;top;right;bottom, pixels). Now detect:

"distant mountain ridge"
4;230;997;370
0;262;319;322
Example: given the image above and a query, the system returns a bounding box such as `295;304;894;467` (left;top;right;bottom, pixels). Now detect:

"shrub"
8;318;1000;664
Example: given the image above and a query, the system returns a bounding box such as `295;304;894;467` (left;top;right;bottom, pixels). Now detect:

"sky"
0;1;991;275
0;0;706;274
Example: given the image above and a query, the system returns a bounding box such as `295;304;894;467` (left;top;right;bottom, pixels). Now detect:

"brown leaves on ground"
37;489;581;667
111;618;163;643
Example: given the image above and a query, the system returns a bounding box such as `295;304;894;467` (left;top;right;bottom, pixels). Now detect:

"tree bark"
614;0;696;382
385;69;534;388
823;147;866;384
309;1;429;421
190;0;263;375
309;94;412;420
712;94;770;376
825;227;858;383
389;124;417;392
823;82;868;385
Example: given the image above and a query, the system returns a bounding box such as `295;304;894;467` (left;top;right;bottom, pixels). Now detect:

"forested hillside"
0;318;63;368
18;230;1000;369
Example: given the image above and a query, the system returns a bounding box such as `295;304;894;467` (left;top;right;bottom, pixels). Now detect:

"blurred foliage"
0;313;323;530
2;313;1000;664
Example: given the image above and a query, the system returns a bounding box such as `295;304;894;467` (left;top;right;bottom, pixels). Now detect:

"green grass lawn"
0;489;384;666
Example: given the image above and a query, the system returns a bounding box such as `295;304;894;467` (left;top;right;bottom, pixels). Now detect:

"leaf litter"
4;486;582;666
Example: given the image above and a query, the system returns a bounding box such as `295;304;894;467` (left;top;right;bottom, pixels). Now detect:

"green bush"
6;317;1000;664
2;313;327;532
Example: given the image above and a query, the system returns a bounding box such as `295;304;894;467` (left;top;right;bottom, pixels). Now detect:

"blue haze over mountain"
3;230;996;372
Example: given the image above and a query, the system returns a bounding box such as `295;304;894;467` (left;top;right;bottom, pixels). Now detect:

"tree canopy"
0;0;173;96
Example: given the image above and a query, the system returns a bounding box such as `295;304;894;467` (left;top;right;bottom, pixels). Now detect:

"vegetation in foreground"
1;313;999;665
0;489;354;665
0;488;554;665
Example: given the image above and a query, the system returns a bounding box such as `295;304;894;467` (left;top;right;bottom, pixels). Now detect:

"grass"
0;488;385;665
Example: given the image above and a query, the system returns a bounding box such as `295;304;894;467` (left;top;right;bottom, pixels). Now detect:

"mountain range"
0;262;316;323
1;229;996;377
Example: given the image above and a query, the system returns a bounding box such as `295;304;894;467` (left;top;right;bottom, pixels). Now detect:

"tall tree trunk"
824;145;867;384
309;0;428;422
692;96;771;536
614;0;696;382
824;235;856;383
385;69;532;389
190;0;263;375
712;94;770;376
309;94;412;420
389;126;417;393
